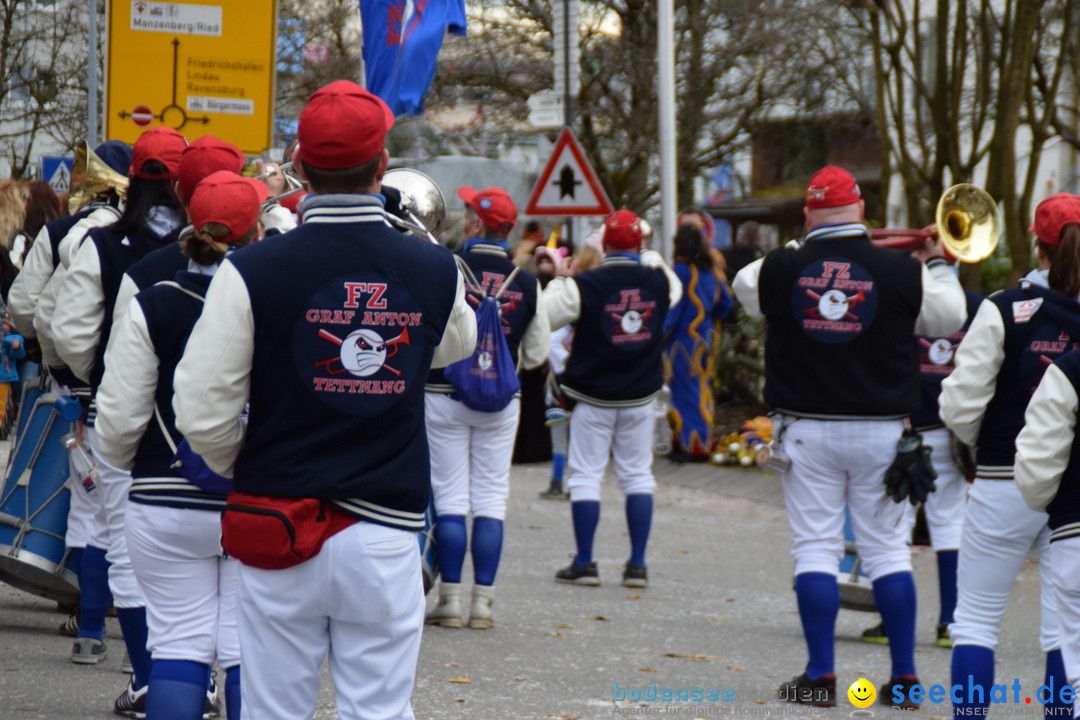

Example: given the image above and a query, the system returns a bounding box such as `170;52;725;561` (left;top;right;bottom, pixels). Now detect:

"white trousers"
238;521;423;720
781;418;913;580
918;427;968;551
1050;538;1080;717
425;394;519;520
86;425;143;607
64;431;109;549
566;401;656;503
951;479;1059;652
126;502;239;668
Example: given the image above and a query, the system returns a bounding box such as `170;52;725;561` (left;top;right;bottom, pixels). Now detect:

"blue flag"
360;0;467;116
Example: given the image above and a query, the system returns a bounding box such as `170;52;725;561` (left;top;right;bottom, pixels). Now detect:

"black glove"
883;429;937;505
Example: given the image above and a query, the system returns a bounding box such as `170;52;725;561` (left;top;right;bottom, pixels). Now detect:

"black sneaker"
622;562;648;588
936;622;953;648
538;485;569;501
114;677;148;718
555;558;600;586
776;672;836;708
880;675;921;710
860;621;888;645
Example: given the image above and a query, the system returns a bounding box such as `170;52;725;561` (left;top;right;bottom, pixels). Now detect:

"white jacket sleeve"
173;260;253;477
52;239;105;383
543;277;582;331
95;301;159;470
915;260;966;336
1015;362;1078;512
518;281;551;371
431;270;477;369
260;203;297;234
34;266;64;368
939;300;1006;446
641;249;683;308
732;258;765;318
8;226;54;337
113;274;141;330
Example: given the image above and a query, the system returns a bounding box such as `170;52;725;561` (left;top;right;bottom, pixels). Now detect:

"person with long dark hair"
663;224;732;461
940;193;1080;718
52;125;190;717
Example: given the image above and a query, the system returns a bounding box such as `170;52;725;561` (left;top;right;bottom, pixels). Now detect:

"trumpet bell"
68;141;129;214
937;183;1000;263
383;168;446;238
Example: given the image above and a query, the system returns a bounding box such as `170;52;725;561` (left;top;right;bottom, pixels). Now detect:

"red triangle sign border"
525;127;615;216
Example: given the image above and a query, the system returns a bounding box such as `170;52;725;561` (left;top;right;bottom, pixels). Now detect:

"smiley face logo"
847;678;876;708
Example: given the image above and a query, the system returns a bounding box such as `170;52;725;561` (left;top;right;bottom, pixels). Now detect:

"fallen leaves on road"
638;667;657;672
710;616;727;622
626;594;642;600
547;632;563;638
582;615;610;621
662;653;718;662
728;665;746;671
447;678;471;684
551;623;574;629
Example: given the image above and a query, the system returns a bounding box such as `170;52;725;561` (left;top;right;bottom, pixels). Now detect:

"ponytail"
1046;224;1080;299
181;222;257;266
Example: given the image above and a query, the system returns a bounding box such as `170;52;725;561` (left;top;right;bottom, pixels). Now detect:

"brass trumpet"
870;183;1001;263
68;141;129;214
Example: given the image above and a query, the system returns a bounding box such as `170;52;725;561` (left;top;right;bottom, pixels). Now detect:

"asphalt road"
0;459;1049;720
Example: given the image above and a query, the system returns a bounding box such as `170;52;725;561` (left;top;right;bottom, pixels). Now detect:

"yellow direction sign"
105;0;277;154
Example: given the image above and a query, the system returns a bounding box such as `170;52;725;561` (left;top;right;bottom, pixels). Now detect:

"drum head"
0;547;79;604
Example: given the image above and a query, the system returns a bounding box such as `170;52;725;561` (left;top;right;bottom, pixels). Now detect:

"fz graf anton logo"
792;259;879;344
295;278;426;412
604;288;658;348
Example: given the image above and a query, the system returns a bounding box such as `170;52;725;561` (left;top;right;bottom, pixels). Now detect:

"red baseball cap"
603;209;644;250
131;127;187;180
1030;193;1080;246
297;80;395;169
458;186;517;233
805;165;862;209
188;171;269;243
176;136;245;202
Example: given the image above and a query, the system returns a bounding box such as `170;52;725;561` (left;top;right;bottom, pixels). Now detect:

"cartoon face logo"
342;329;388;377
847;678;876;708
928;338;954;366
621;310;644;335
316;327;410;378
477;350;493;371
817;289;850;321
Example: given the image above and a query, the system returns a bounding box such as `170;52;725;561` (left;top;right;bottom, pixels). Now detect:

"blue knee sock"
224;665;241;720
434;515;467;584
625;494;653;566
873;571;917;677
937;550;958;625
951;645;994;714
146;659;208;720
77;545;111;641
471;516;503;586
551;453;566;483
794;572;838;679
1044;649;1071;717
571;501;600;566
116;606;153;690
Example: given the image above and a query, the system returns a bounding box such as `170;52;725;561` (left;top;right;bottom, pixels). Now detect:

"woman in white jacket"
96;171;267;720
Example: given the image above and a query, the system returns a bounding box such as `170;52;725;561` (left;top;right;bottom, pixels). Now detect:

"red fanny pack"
221;492;358;569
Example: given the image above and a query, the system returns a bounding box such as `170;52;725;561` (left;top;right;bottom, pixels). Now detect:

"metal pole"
657;0;677;261
562;0;574;249
88;0;99;146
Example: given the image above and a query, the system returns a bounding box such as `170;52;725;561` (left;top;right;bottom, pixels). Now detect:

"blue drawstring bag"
444;295;520;412
172;438;233;495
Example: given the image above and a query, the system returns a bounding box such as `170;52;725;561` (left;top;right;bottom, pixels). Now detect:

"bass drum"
0;391;82;604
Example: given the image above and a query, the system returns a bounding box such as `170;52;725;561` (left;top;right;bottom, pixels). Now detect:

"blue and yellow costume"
663;262;733;458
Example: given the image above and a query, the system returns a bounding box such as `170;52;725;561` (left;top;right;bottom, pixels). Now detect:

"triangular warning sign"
525;128;614;217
